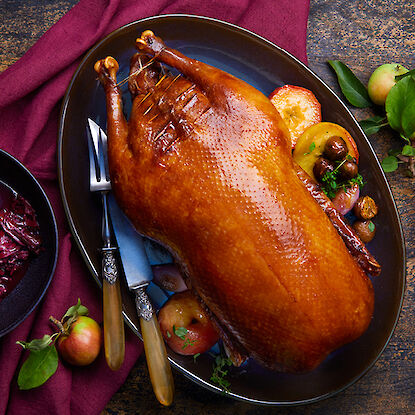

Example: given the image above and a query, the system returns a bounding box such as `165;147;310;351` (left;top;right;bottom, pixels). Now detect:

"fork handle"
102;248;125;371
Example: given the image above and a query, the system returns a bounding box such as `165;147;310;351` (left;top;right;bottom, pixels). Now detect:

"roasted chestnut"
338;160;359;181
353;220;376;243
353;196;378;220
313;157;335;182
323;136;348;161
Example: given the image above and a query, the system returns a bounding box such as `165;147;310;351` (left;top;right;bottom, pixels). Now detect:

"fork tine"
99;127;111;182
88;118;111;191
87;122;98;190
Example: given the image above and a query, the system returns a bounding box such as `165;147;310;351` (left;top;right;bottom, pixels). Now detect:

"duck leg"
94;57;128;148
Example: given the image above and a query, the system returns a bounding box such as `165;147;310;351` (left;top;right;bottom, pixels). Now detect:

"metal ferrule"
102;247;118;284
134;287;154;321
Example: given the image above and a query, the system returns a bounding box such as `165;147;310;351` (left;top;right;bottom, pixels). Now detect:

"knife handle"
136;290;174;406
102;248;125;371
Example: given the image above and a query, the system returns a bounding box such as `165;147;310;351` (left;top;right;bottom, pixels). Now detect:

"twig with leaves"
328;61;415;176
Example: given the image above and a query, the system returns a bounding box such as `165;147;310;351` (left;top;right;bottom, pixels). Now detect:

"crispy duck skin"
94;31;376;372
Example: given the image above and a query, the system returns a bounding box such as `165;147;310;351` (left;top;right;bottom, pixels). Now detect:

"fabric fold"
0;1;309;414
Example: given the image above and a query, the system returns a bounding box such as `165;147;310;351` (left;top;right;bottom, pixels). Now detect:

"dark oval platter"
57;15;405;406
0;149;58;337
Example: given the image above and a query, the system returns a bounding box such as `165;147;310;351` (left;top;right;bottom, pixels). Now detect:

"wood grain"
0;1;413;414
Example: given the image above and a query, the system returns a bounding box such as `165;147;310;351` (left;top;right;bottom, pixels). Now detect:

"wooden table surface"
1;1;414;414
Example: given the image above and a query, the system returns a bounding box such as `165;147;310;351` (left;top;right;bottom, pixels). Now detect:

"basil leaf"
17;345;58;390
395;69;415;82
359;115;388;136
368;221;375;232
401;145;415;156
16;334;55;352
381;156;399;173
328;60;372;108
386;75;415;141
63;298;88;320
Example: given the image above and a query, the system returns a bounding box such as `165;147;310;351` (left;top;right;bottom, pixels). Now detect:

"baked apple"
158;290;219;355
269;85;322;148
293;122;359;181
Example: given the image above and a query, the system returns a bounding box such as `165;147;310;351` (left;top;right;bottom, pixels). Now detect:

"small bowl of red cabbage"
0;150;57;337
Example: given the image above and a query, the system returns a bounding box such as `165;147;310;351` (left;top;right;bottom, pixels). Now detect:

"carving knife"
108;194;174;406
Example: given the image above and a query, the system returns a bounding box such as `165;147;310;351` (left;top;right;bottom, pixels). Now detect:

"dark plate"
57;15;405;405
0;150;58;337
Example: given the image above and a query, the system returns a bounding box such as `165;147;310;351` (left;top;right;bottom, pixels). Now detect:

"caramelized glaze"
95;32;375;372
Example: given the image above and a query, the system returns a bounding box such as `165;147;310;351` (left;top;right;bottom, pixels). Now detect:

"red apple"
269;85;322;148
158;290;219;355
57;316;102;366
152;263;188;292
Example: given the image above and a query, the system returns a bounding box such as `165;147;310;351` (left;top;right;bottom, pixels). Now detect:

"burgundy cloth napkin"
0;0;309;413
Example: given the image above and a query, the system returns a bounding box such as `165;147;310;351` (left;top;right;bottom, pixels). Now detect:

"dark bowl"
0;149;58;337
57;15;405;405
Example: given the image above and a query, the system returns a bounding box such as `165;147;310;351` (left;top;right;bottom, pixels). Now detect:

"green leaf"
16;334;56;352
359;116;388;136
386;75;415;141
381;156;399;172
368;221;375;232
63;298;89;320
304;142;316;155
328;60;372;108
172;326;188;340
17;345;58;390
388;148;402;157
395;69;415;82
401;144;415;156
193;353;201;362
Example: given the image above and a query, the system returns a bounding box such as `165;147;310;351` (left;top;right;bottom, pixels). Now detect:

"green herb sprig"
328;60;415;176
172;325;197;350
321;157;365;199
210;354;233;393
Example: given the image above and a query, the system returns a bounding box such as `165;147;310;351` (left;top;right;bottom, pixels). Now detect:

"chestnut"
353;196;378;220
338;160;358;181
313;157;335;182
323;136;348;161
353;220;376;243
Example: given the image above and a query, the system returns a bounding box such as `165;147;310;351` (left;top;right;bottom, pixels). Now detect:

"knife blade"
108;195;153;289
108;188;174;406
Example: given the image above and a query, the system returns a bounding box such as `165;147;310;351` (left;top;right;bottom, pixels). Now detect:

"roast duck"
94;31;381;372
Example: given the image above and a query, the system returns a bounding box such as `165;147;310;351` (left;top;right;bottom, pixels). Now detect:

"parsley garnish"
172;325;197;350
193;353;201;363
172;325;187;340
321;157;365;199
304;142;316;155
210;354;233;393
368;221;375;232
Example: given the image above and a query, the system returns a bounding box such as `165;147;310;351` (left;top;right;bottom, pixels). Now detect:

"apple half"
293;122;359;182
269;85;322;148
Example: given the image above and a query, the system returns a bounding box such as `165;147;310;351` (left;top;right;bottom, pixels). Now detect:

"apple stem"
49;316;66;335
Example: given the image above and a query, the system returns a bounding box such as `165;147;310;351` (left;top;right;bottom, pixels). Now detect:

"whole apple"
57;316;102;366
158;290;219;355
367;63;408;106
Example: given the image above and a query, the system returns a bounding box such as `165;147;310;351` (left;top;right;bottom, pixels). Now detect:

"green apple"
367;63;408;106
